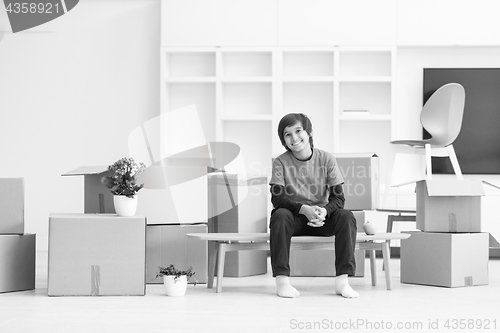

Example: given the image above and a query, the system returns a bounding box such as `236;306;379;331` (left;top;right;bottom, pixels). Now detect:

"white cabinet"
161;0;278;47
278;0;397;46
161;46;396;187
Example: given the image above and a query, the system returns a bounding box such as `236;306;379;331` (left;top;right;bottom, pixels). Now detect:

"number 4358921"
5;2;60;14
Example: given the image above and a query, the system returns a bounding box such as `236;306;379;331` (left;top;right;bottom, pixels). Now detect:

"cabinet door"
278;0;397;46
161;0;278;46
397;0;500;46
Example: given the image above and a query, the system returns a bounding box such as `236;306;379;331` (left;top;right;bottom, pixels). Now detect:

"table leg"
207;241;217;289
216;243;227;293
369;249;377;286
381;242;392;290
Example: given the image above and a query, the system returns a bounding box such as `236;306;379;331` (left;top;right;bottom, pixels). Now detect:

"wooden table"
187;232;411;293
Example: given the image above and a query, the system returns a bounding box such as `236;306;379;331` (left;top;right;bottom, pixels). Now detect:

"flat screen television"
423;68;500;174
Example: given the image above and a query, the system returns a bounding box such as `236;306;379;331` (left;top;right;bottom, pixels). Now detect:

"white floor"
0;251;499;333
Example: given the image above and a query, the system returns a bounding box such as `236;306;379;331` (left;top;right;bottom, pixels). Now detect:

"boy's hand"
300;205;326;227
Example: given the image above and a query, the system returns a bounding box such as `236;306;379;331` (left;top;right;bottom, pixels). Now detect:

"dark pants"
269;208;357;277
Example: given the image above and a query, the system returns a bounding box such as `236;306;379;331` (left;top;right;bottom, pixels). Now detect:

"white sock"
275;276;300;298
335;274;359;298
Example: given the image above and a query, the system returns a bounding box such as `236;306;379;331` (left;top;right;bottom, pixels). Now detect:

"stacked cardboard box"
0;178;36;293
62;166;209;284
48;213;146;296
290;153;379;277
401;179;491;287
208;173;268;277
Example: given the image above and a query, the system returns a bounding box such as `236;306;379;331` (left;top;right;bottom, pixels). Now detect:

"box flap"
208;172;267;186
62;166;108;176
425;179;485;196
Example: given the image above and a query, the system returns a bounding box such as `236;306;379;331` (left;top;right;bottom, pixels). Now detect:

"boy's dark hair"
277;113;314;151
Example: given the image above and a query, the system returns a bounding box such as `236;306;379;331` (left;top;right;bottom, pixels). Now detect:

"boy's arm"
270;184;303;216
323;184;346;217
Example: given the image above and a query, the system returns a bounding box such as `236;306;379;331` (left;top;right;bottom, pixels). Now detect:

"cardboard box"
0;178;25;234
146;224;208;284
290;210;366;277
208;173;268;277
62;166;208;224
415;179;484;232
48;214;146;296
335;153;379;210
401;231;489;288
0;234;35;293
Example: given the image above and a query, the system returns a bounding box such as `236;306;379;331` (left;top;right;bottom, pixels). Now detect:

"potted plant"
101;157;146;216
156;264;196;296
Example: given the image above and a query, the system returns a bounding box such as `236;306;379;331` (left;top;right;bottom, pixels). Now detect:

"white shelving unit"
160;46;396;185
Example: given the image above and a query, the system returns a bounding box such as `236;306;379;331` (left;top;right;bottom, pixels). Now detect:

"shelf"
338;76;393;83
222;82;272;116
339;50;392;77
163;51;216;78
282;51;334;77
340;81;392;116
282;77;335;83
339;114;392;121
222;52;272;77
220;115;273;121
165;77;217;83
220;77;273;83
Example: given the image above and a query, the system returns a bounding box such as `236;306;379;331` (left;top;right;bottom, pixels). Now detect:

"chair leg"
425;143;433;180
216;243;227;293
447;145;463;180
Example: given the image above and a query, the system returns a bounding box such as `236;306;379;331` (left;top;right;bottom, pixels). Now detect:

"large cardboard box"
146;224;208;284
401;231;489;287
415;179;484;232
290;210;366;277
48;214;146;296
0;234;35;293
208;173;268;277
0;178;25;234
335;153;379;210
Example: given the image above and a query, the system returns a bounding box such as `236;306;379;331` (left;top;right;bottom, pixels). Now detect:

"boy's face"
283;121;311;154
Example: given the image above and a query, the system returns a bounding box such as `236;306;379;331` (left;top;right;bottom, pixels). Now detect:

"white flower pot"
113;195;138;217
163;275;188;296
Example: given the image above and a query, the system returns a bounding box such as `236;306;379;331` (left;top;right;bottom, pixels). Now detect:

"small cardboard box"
415;179;485;232
146;224;208;284
0;178;25;234
48;214;146;296
290;210;366;277
208;173;268;277
335;153;379;210
401;231;489;288
0;234;35;293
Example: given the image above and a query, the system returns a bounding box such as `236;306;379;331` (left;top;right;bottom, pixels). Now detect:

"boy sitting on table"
269;113;358;298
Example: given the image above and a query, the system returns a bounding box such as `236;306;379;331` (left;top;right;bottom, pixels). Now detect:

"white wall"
0;0;161;250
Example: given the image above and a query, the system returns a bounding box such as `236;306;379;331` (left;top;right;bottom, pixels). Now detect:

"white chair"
391;83;466;180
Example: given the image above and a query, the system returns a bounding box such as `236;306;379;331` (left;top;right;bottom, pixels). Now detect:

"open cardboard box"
394;178;500;233
62;165;208;224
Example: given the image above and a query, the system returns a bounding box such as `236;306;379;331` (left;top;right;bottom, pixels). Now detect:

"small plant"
156;264;196;285
101;157;146;198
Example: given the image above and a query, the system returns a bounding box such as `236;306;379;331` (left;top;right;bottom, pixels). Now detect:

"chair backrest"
420;83;466;147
